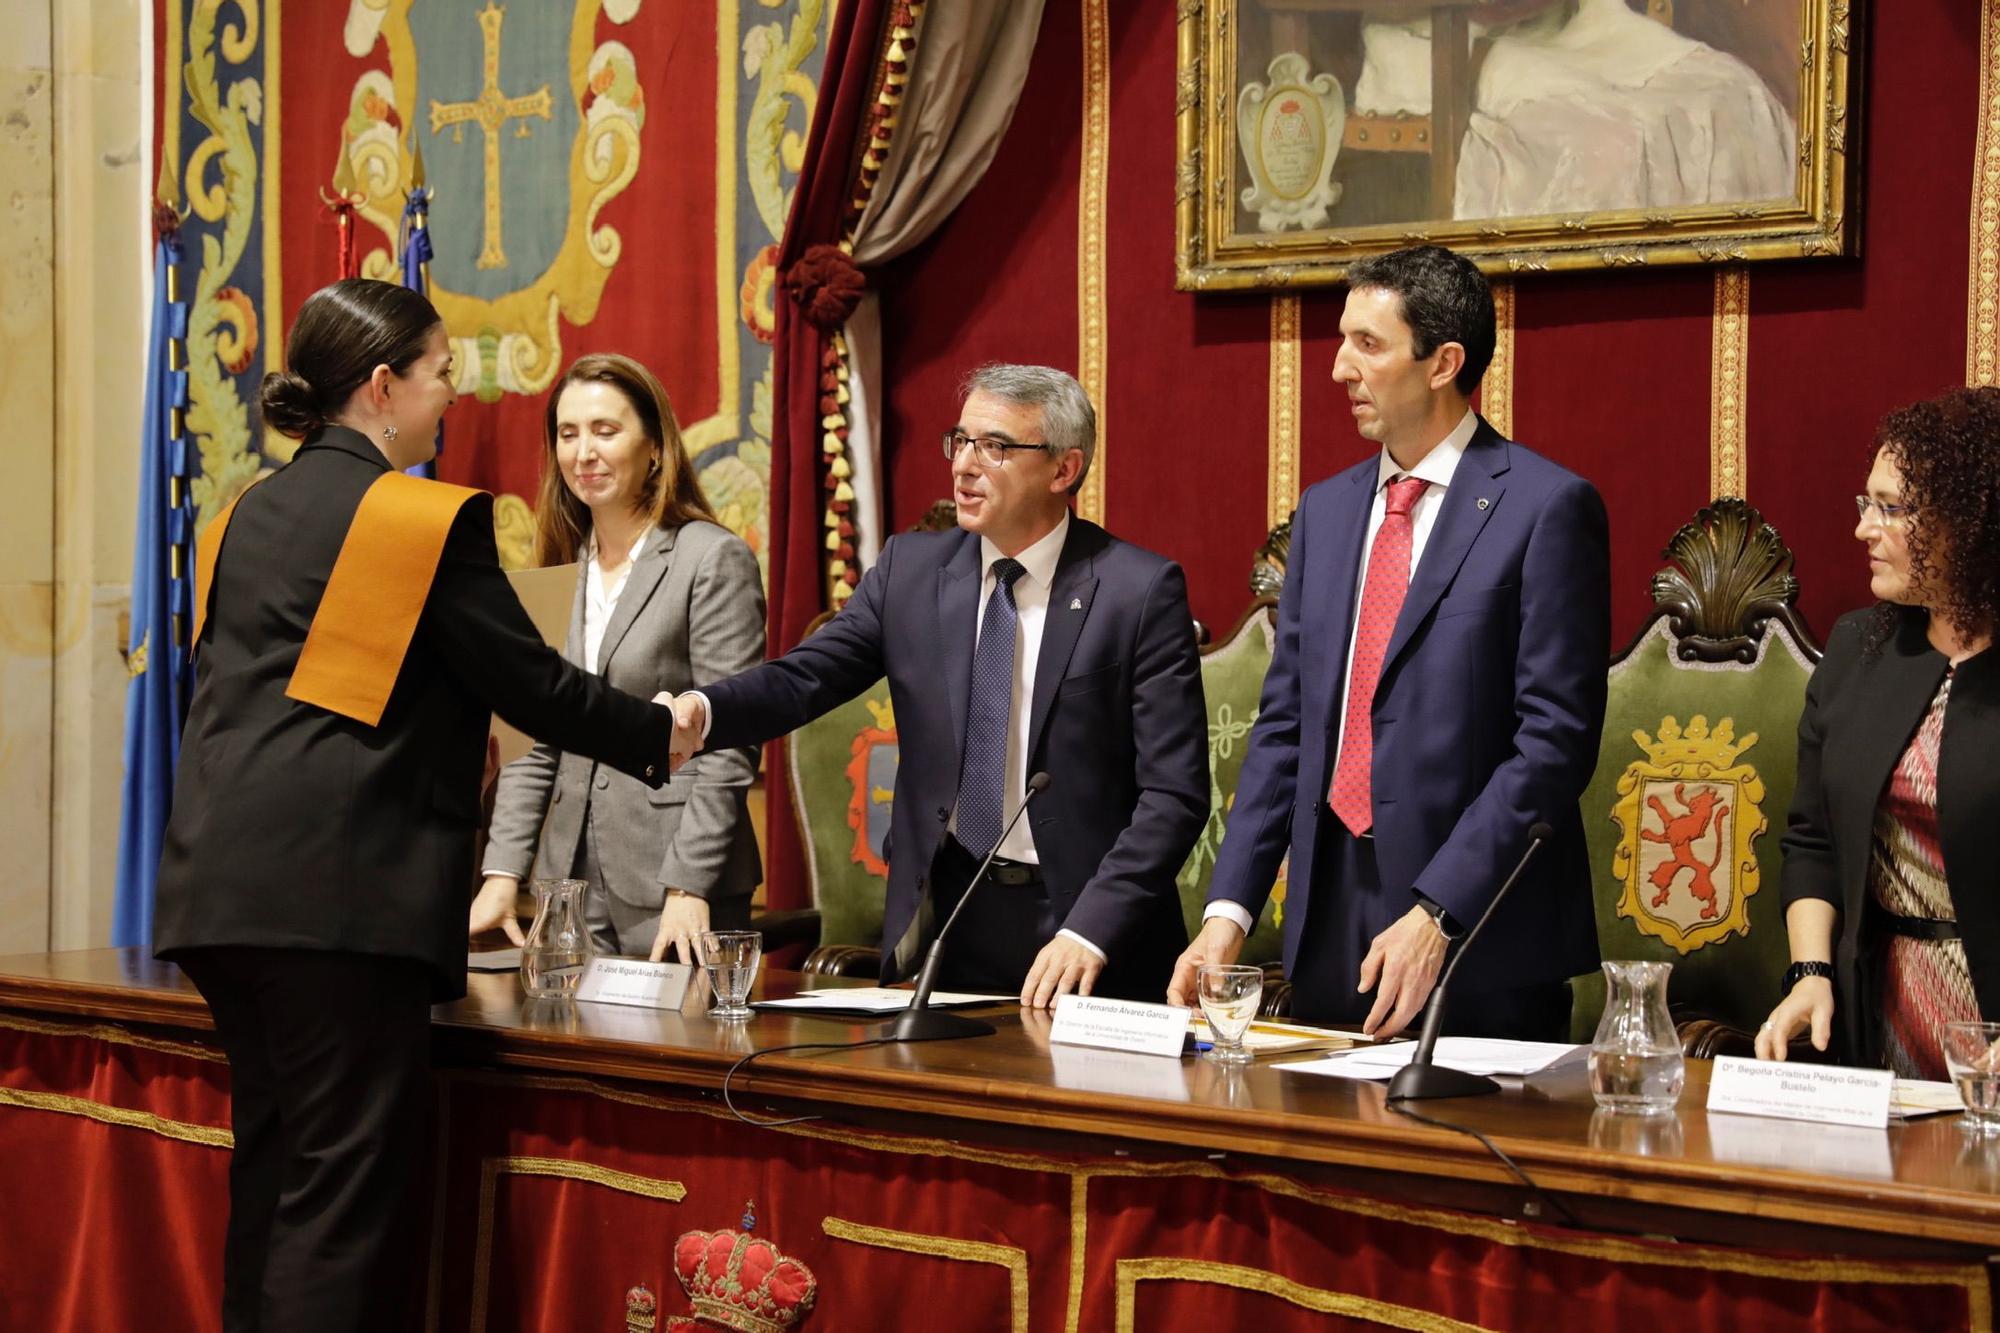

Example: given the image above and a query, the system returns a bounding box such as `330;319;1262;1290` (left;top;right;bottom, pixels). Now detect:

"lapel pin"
1476;497;1490;511
1070;598;1083;610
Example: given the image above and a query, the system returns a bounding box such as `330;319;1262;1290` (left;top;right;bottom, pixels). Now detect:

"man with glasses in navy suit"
674;364;1207;1007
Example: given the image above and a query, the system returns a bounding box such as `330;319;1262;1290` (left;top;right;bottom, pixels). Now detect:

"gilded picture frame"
1174;0;1860;289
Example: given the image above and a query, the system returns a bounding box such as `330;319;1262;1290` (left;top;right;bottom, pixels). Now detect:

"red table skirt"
1;1012;1990;1332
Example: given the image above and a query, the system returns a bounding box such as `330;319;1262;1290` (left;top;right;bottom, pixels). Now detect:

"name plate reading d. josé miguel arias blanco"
1706;1055;1895;1129
574;957;694;1011
1048;994;1192;1058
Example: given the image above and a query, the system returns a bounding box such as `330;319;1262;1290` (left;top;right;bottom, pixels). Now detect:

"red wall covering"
880;0;1981;648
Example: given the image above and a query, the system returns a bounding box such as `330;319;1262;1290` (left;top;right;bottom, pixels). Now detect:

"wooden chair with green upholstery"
1569;498;1822;1054
1179;516;1298;1014
782;642;896;978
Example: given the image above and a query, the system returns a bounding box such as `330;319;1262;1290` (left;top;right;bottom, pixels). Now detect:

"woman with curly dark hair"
1756;387;1999;1076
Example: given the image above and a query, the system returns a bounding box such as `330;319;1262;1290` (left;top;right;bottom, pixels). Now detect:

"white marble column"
0;0;146;953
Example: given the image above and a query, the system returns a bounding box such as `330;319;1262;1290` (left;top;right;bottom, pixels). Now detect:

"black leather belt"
984;855;1043;887
1882;911;1960;942
943;836;1043;887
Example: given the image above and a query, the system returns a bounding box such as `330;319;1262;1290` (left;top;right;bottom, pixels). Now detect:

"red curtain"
763;0;895;913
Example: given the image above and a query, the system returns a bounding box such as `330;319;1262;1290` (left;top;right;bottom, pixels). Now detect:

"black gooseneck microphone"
1386;821;1554;1101
889;771;1053;1043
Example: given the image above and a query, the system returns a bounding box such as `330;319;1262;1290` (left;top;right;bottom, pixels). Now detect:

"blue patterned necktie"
955;557;1027;857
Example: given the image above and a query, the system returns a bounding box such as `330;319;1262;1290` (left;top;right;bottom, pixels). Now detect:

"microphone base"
1385;1061;1502;1101
887;1007;997;1044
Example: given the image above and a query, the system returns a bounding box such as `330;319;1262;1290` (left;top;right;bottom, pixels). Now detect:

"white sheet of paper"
1892;1078;1965;1118
492;562;579;765
1707;1055;1895;1128
1048;994;1191;1058
1279;1037;1582;1081
1188;1016;1370;1053
573;957;694;1011
753;987;1013;1014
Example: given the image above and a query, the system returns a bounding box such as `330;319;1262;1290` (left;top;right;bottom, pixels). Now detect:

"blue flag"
112;232;194;948
399;186;440;480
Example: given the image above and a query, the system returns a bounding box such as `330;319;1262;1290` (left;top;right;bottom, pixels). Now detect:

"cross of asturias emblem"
426;0;553;271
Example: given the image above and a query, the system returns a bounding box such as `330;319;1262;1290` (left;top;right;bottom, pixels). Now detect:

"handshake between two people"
651;691;709;774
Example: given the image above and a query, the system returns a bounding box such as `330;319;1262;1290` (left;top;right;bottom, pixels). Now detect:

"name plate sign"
1048;994;1190;1059
575;958;693;1011
1706;1055;1894;1129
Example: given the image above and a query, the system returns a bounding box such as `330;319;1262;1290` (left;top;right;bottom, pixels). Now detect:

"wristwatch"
1414;893;1463;942
1782;960;1834;995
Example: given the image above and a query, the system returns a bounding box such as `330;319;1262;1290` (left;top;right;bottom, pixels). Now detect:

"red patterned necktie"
1328;475;1429;836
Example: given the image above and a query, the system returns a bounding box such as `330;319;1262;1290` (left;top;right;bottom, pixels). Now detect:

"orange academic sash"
189;479;262;654
190;471;484;727
284;473;485;726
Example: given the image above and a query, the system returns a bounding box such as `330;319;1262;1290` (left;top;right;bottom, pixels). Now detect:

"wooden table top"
5;948;1999;1248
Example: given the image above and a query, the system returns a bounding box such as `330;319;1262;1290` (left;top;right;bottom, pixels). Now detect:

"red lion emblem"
1641;782;1728;921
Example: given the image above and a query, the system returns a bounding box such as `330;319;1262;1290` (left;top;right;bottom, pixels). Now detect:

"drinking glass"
1943;1020;2000;1135
1196;964;1263;1065
700;930;762;1020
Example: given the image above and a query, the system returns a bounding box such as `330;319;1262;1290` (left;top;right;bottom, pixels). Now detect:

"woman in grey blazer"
473;354;765;961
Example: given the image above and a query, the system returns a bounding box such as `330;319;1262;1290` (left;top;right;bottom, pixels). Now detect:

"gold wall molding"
823;1217;1029;1332
1076;0;1111;525
1970;0;2000;385
1483;279;1515;437
1267;295;1301;528
1114;1258;1490;1333
1709;267;1749;498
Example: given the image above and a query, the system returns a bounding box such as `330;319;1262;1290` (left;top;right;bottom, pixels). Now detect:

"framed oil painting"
1174;0;1860;289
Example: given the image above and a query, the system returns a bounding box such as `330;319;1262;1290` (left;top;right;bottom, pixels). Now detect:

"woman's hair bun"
261;369;324;438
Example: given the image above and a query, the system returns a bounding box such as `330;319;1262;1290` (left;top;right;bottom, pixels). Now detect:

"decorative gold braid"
469;1155;686;1332
820;0;929;608
1065;1173;1089;1332
0;1010;226;1062
1709;267;1750;498
1971;0;2000;386
1483;279;1516;438
441;1070;1991;1319
1266;295;1301;530
822;1217;1028;1332
1113;1259;1492;1333
1076;0;1112;525
0;1085;231;1148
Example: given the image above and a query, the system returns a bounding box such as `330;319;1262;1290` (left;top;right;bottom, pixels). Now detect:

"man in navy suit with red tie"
1170;246;1609;1040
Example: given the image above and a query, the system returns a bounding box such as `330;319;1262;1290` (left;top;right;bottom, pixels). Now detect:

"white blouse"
581;527;648;673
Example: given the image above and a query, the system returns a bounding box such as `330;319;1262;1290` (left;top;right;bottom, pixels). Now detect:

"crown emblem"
666;1210;818;1332
864;696;895;730
626;1283;658;1332
1630;715;1757;773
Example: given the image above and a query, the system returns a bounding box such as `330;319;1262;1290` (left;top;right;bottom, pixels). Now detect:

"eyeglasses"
942;430;1054;468
1854;495;1917;528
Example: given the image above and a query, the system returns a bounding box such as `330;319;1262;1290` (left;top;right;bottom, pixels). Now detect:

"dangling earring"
648;454;661;477
382;424;400;443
